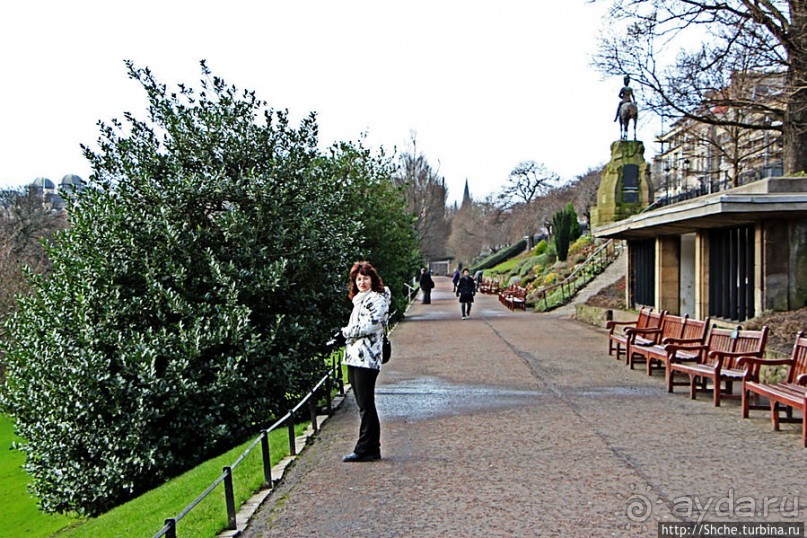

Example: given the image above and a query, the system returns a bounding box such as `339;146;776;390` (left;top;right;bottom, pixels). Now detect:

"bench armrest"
665;343;707;355
797;374;807;386
736;357;793;369
626;326;661;336
708;349;763;360
606;320;637;330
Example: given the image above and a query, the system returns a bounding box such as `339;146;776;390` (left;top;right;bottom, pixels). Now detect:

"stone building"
594;176;807;322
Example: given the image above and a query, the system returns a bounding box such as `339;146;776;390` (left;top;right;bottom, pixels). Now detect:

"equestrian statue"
614;75;638;140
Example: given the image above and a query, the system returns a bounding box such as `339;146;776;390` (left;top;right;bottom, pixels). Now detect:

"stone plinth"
590;140;653;229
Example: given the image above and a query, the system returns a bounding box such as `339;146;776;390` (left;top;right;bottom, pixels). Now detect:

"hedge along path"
242;276;807;536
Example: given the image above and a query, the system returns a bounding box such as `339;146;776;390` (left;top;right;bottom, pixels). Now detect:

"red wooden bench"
739;332;807;447
506;286;527;311
606;307;654;361
641;316;711;377
668;325;768;406
627;313;687;370
620;310;665;364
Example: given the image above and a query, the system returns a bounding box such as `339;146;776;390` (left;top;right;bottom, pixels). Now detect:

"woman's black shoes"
342;452;381;462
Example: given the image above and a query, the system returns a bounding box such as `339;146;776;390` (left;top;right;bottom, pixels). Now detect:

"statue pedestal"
590;140;653;229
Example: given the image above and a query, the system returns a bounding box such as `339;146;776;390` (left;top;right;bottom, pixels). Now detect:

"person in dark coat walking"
419;268;434;304
456;268;476;319
452;269;460;292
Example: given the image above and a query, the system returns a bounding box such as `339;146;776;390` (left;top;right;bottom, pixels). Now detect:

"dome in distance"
61;174;84;187
31;177;56;190
61;174;85;195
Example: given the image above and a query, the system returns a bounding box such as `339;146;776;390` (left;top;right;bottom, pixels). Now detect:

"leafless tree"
593;0;807;174
393;135;449;261
497;161;559;208
0;188;67;321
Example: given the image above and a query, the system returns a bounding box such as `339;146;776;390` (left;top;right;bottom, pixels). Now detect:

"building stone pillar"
656;236;680;314
695;232;709;321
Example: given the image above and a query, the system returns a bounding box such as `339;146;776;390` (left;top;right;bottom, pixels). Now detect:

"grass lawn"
0;414;77;538
2;414;312;538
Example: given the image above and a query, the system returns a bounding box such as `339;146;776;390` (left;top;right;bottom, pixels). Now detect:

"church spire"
461;179;471;208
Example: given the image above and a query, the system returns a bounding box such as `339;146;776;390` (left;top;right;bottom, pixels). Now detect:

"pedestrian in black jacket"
456;268;476;319
419;268;434;304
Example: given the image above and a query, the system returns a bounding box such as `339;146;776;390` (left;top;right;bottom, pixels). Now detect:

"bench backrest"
634;307;654;330
645;310;665;334
786;332;807;383
703;325;768;369
680;316;711;343
658;314;687;342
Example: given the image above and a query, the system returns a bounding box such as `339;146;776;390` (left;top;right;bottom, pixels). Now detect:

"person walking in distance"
456;268;476;319
419;267;434;304
332;261;390;462
452;268;460;293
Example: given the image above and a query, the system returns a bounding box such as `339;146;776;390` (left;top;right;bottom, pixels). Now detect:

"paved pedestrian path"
242;277;807;537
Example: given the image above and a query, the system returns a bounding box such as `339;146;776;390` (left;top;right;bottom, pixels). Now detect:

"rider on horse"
614;75;636;122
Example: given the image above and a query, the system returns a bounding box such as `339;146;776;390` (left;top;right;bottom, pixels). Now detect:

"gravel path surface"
242;277;807;537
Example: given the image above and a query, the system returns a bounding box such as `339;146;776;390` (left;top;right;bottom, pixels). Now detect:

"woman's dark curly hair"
348;261;385;299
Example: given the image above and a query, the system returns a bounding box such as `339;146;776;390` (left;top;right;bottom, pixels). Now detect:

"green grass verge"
0;415;76;538
55;422;309;538
3;358;346;538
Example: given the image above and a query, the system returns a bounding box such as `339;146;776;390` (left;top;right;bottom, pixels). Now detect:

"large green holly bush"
0;62;418;515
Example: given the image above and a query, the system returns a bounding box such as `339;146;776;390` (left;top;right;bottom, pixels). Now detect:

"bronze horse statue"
618;101;638;140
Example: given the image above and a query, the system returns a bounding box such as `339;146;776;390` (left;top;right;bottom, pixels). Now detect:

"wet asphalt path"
242;277;807;537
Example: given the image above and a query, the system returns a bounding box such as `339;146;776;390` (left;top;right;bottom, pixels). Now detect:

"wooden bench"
617;309;665;364
627;313;687;371
498;285;525;310
640;316;711;377
606;307;655;361
739;332;807;447
668;325;768;406
505;286;527;311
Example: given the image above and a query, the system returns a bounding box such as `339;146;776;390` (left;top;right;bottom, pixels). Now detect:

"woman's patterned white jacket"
341;287;390;371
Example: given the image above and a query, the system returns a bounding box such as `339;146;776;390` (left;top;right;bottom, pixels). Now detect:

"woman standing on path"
333;261;390;462
456;268;476;319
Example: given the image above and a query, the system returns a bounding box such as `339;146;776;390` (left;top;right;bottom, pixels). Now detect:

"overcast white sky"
1;0;659;204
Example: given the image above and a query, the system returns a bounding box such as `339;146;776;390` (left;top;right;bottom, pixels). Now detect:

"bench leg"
689;375;697;400
741;387;749;418
771;401;780;432
799;407;807;447
713;379;721;407
667;368;675;393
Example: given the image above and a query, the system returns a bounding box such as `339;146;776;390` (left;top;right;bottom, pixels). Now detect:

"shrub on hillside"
532;239;548;256
468;240;527;273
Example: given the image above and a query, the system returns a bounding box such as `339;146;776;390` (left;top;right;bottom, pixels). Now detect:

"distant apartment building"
653;72;785;200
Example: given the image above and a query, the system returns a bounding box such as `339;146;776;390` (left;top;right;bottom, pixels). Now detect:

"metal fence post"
308;392;319;433
336;353;345;395
335;352;345;396
287;409;296;456
164;518;177;538
325;374;334;416
223;466;237;530
260;432;273;488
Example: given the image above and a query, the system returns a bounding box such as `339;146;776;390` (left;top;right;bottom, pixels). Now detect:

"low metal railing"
153;349;345;538
534;239;623;310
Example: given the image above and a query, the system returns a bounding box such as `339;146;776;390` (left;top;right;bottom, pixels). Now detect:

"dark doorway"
709;225;755;321
630;239;655;307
